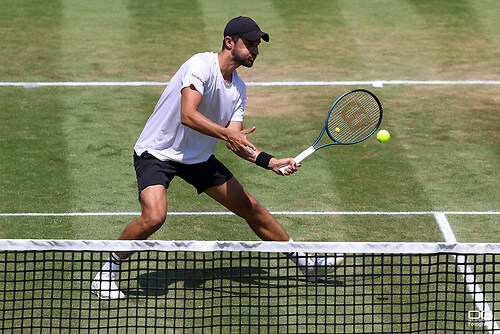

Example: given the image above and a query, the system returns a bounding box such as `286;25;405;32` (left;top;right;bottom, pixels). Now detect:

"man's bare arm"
181;85;256;158
226;121;298;175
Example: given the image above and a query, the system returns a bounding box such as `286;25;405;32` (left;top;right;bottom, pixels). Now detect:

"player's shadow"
124;266;343;297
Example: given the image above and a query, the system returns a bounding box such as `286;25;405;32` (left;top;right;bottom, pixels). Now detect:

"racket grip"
279;146;315;175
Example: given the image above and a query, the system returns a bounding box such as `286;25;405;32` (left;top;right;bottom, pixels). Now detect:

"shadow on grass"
124;265;344;297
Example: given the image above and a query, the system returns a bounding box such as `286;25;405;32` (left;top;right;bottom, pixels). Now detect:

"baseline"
1;80;500;88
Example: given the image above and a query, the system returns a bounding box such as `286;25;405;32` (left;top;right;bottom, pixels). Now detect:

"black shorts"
133;152;233;198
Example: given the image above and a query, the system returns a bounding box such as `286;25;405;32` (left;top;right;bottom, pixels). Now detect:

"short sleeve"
231;98;245;122
181;54;211;95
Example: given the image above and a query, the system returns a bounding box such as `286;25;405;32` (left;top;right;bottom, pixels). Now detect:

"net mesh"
0;240;498;333
327;90;381;144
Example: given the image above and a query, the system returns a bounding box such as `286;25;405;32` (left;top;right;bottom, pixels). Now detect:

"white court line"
1;211;499;217
0;80;500;88
434;212;499;333
0;81;167;87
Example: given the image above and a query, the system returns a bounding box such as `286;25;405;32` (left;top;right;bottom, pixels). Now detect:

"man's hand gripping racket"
280;89;383;175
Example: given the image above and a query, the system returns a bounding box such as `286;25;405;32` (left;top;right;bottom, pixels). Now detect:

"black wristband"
255;152;274;169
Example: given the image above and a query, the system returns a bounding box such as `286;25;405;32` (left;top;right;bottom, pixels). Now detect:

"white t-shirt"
134;52;246;164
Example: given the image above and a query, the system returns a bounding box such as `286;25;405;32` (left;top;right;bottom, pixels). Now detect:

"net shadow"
125;265;343;297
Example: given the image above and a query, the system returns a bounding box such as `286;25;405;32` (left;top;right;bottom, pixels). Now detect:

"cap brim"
241;31;269;42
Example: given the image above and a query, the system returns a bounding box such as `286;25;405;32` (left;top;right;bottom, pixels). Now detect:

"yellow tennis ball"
335;127;340;132
377;130;390;143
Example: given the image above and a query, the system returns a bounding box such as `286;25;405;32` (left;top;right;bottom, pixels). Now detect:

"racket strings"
327;91;381;144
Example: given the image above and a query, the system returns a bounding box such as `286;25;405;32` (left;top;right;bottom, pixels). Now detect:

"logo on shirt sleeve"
191;73;205;85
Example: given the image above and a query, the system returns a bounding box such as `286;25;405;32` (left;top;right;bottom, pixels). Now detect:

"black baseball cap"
224;16;269;42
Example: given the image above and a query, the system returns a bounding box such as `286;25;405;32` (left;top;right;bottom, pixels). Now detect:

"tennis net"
0;240;499;333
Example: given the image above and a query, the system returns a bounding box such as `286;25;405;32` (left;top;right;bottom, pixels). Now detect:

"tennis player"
92;16;341;299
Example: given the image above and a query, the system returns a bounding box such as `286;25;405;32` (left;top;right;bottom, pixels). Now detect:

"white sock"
286;238;308;267
101;253;122;275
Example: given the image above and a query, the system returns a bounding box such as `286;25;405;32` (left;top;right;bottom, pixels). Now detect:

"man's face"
231;37;260;68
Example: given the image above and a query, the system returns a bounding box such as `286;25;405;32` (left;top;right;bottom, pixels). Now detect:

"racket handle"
279;146;315;175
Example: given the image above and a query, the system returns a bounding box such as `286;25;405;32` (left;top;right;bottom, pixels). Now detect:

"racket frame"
317;89;383;149
279;89;382;174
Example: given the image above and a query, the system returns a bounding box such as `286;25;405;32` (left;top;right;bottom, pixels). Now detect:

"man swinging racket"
92;16;342;299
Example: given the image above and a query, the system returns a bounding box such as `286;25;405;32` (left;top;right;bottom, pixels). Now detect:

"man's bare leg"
205;177;342;280
117;185;168;259
204;177;289;241
92;185;168;299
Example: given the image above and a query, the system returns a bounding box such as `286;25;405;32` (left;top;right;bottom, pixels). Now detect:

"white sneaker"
91;272;125;299
300;255;344;281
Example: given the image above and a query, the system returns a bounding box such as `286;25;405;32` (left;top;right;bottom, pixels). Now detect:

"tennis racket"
280;89;382;175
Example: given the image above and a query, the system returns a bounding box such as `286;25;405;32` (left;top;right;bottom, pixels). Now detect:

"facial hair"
231;48;255;68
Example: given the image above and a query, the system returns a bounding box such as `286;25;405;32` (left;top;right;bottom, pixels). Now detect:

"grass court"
0;0;499;332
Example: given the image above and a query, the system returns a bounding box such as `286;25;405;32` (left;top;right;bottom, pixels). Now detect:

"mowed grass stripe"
408;0;500;81
126;0;208;79
473;0;500;59
387;85;499;211
59;0;132;80
59;1;138;238
2;1;499;82
0;88;72;213
335;0;424;79
0;1;63;81
264;0;365;82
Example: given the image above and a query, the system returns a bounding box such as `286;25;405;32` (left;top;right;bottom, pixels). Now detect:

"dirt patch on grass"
245;86;339;118
245;91;300;117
